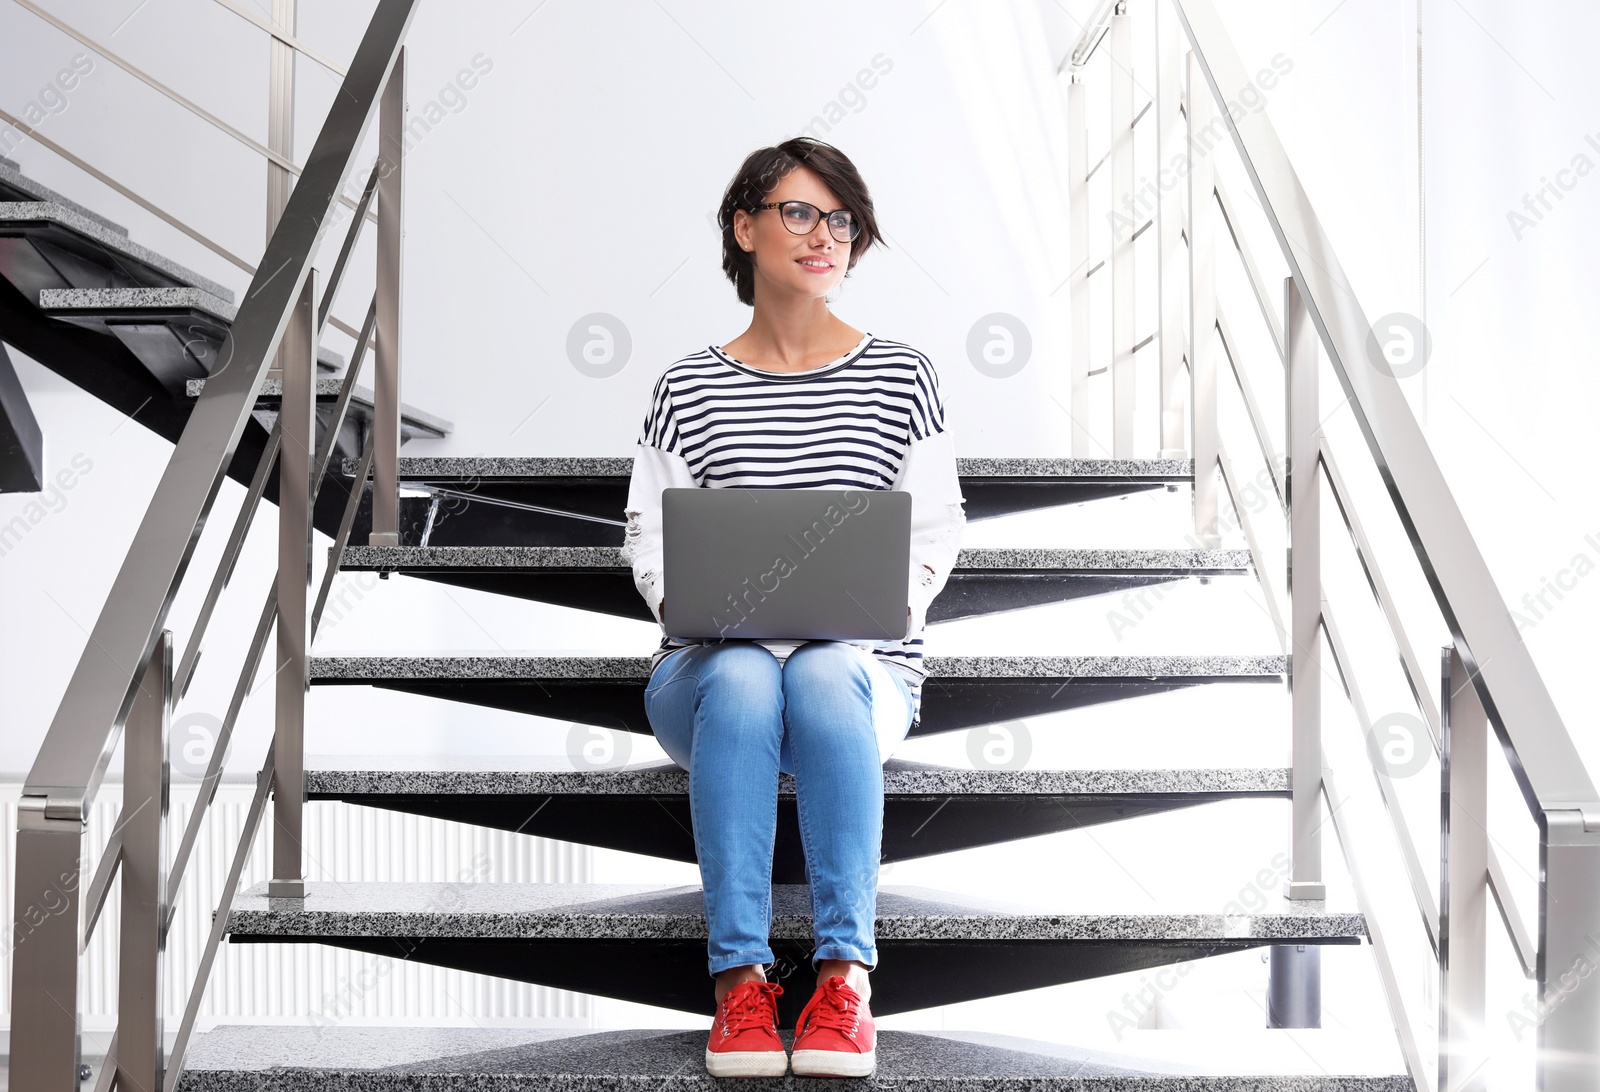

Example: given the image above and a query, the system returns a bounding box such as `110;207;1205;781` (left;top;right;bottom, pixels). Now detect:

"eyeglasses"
751;200;859;243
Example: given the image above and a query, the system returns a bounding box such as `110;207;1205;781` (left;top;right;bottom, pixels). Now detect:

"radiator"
0;779;594;1032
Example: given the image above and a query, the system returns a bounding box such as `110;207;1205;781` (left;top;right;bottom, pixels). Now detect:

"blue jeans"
643;640;915;978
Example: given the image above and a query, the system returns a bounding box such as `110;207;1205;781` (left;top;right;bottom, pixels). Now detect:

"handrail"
1157;0;1598;1085
167;352;379;1086
1170;0;1597;822
40;72;384;972
163;298;377;924
21;0;417;813
36;105;385;969
10;3;419;1085
1066;1;1597;1084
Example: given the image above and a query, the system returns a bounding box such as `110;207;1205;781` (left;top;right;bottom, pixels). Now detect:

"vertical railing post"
1067;69;1091;458
266;0;297;241
1539;807;1600;1091
1185;49;1218;545
370;48;406;547
270;270;317;899
265;0;297;392
1439;644;1490;1092
1155;0;1187;458
1109;4;1135;457
9;805;85;1088
1283;273;1323;901
1270;272;1324;1028
119;629;172;1091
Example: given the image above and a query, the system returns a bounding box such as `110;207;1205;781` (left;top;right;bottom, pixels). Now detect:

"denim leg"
643;642;784;978
780;642;914;973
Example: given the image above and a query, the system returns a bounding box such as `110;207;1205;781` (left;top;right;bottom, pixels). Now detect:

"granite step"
0;157;129;235
335;456;1196;535
305;754;1290;879
172;1023;1411;1090
34;287;359;387
0;201;234;303
308;653;1286;737
226;880;1365;1024
0;268;351;538
335;544;1253;620
187;374;453;442
39;286;341;385
0;192;329;514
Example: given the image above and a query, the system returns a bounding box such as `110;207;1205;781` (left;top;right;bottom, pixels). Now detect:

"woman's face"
734;165;852;299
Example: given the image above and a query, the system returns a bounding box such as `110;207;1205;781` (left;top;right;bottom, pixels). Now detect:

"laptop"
662;486;911;641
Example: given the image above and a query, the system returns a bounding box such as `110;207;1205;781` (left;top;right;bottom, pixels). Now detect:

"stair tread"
304;754;1291;795
0;201;236;302
309;653;1287;680
340;455;1197;479
340;544;1253;571
40;287;354;370
0;158;129;236
184;374;454;436
228;881;1364;941
175;1024;1408;1089
40;283;236;321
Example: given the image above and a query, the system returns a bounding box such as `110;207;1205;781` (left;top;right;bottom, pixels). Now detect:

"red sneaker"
790;974;877;1077
705;979;788;1078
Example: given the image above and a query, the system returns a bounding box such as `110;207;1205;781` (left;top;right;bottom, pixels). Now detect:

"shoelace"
718;980;784;1038
799;976;861;1037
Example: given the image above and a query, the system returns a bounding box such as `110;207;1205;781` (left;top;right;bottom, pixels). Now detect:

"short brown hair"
717;137;885;307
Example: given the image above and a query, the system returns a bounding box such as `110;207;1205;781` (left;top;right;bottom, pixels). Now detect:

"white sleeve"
891;427;966;637
622;442;697;626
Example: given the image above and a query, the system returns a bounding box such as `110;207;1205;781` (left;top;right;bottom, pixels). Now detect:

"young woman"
621;136;965;1078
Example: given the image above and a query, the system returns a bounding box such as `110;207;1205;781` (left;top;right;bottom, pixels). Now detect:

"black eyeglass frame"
750;200;860;243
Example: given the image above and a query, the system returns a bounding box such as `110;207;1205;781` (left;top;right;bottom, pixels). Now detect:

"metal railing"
1064;1;1599;1088
6;0;420;1086
0;0;382;340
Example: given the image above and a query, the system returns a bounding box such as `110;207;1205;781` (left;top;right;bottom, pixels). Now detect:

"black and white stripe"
637;332;947;725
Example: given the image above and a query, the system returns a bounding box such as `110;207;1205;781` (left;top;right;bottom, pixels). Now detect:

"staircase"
189;450;1390;1087
0;153;450;517
7;1;1599;1090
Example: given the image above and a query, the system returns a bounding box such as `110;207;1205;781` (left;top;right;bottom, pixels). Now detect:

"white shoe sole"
704;1047;790;1078
790;1047;876;1077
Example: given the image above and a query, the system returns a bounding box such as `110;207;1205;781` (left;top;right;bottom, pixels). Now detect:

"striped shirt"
621;331;966;729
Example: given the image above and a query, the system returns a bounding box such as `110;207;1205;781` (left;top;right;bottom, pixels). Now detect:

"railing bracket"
25;792;89;825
